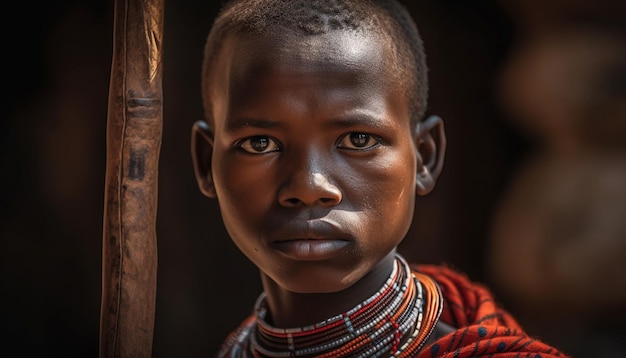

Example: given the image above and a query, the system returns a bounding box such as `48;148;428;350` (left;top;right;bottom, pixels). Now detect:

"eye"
337;132;381;150
238;136;280;154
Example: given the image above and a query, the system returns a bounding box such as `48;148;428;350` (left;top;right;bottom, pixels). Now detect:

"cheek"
212;155;275;226
365;150;415;203
376;170;415;230
346;151;416;233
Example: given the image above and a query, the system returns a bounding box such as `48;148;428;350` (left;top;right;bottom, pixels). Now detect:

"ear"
413;115;446;196
191;120;217;198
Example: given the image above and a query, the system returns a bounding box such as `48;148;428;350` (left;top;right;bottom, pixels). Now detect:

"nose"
278;159;343;208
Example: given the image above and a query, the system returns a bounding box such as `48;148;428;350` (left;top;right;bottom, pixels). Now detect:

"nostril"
278;172;343;207
285;198;300;206
280;196;340;207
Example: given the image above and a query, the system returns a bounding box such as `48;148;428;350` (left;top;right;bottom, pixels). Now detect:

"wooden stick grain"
100;0;164;356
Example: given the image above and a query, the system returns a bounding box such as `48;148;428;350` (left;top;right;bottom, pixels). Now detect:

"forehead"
213;28;401;94
239;29;387;67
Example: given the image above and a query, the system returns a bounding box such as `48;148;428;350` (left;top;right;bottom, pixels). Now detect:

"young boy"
191;0;567;356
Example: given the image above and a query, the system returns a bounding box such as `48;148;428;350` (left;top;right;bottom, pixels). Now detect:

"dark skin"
192;28;453;344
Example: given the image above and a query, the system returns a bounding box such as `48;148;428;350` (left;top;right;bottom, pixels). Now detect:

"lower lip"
274;239;351;261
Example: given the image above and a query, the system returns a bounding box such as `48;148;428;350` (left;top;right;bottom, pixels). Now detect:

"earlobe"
191;120;217;198
416;166;434;195
414;115;446;196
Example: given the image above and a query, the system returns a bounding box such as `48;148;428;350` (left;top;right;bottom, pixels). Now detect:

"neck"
260;251;397;328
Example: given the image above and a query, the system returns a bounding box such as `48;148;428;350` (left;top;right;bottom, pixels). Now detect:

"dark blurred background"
2;0;625;357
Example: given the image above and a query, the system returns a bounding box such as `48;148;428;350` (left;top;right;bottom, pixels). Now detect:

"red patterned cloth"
414;264;569;358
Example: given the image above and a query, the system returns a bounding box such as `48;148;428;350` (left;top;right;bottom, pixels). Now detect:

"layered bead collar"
249;254;443;357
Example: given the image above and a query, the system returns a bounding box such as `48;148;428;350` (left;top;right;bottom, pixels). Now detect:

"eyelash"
237;136;281;154
337;132;382;150
236;132;382;154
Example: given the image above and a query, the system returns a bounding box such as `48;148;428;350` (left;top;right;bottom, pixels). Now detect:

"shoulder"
216;314;256;358
410;263;516;327
410;263;570;357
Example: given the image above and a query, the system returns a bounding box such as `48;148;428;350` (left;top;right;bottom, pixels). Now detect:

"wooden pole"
100;0;164;356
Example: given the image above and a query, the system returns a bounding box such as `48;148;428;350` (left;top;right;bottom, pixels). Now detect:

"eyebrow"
225;112;392;132
225;117;284;131
327;113;391;131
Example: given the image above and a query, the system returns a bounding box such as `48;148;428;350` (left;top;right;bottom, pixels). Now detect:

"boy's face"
193;29;439;293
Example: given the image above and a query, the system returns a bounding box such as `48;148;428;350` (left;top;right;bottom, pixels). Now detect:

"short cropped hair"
201;0;428;127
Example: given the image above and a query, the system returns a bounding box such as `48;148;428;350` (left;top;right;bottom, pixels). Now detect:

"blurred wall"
487;1;626;356
3;0;622;357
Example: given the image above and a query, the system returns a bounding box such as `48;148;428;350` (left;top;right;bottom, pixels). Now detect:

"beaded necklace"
248;254;443;357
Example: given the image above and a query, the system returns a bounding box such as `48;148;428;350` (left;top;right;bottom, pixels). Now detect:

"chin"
284;281;352;294
268;264;365;294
